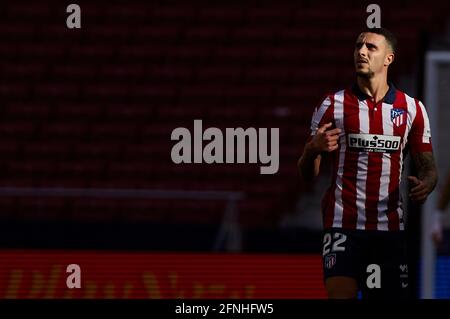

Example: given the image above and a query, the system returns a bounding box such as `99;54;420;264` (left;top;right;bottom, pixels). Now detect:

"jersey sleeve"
310;94;334;137
408;100;433;154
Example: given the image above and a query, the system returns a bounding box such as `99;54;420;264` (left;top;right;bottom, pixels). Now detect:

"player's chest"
335;101;409;153
335;101;408;136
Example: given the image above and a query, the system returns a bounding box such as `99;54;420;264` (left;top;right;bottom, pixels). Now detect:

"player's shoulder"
316;88;346;107
325;88;347;98
394;88;426;109
315;92;333;110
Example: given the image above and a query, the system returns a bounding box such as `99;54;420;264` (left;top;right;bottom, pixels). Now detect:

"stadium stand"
0;0;449;250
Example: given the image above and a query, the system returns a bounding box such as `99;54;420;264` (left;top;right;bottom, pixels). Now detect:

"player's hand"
408;176;432;204
310;122;341;153
431;210;444;246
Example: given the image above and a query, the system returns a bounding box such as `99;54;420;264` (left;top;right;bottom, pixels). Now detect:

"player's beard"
356;68;375;79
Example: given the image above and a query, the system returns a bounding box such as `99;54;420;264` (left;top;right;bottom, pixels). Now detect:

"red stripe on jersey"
364;99;383;230
410;99;433;153
341;90;359;229
387;91;407;230
323;95;337;229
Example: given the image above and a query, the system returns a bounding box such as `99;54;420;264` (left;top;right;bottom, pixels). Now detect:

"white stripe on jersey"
310;96;332;136
418;101;432;144
332;90;345;228
355;99;369;230
404;95;417;149
377;103;393;231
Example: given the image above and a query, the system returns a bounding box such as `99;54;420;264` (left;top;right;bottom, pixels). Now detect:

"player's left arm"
408;100;438;204
408;151;438;204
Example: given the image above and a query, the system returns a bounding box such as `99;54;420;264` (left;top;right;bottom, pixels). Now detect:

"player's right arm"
297;122;340;184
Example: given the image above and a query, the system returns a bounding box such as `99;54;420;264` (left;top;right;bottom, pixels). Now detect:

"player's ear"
385;52;394;66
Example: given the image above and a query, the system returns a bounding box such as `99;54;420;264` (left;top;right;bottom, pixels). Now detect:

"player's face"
354;32;393;79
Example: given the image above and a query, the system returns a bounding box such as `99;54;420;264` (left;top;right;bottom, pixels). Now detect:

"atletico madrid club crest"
391;108;406;127
324;254;337;269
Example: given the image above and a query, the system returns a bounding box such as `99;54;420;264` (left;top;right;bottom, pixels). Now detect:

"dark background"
0;0;449;298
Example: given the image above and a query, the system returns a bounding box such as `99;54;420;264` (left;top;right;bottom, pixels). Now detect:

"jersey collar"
352;82;397;104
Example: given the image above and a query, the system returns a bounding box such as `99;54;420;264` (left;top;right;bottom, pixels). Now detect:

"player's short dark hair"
361;27;397;53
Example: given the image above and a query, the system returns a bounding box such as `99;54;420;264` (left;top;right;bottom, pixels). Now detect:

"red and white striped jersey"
310;83;433;231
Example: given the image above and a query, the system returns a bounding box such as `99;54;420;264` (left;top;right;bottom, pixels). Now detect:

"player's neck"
356;75;389;103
